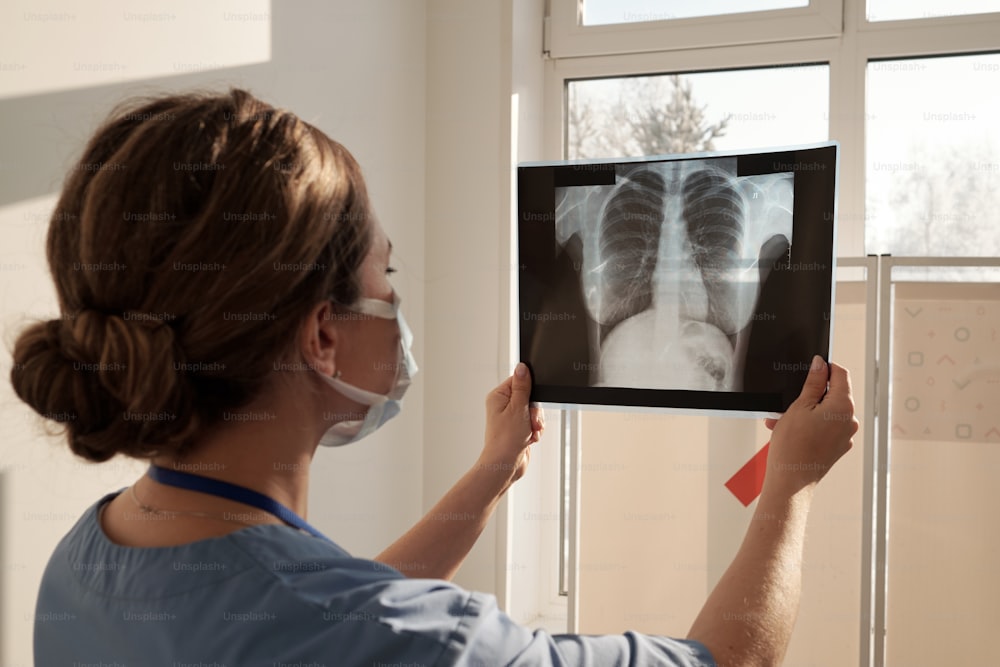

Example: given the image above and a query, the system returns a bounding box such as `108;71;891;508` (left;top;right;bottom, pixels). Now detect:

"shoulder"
226;528;541;664
38;495;479;663
38;495;715;666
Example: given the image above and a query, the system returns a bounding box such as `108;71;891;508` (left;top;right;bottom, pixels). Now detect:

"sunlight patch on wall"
0;0;271;99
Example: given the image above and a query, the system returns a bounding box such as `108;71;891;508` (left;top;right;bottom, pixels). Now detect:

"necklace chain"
128;482;273;528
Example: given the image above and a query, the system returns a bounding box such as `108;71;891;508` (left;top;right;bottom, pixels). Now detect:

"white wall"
424;0;562;619
424;0;510;596
0;2;426;664
265;1;427;565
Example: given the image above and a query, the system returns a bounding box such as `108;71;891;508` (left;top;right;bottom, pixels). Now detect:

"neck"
152;444;312;519
149;390;322;520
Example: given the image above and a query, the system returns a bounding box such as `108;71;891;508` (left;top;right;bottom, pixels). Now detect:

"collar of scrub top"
147;464;332;543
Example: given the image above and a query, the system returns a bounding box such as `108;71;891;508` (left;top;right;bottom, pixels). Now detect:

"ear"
299;301;340;377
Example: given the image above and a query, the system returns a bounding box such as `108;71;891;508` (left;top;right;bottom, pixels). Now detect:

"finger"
795;355;829;407
486;375;514;413
763;418;778;431
508;362;533;412
530;405;545;432
825;362;853;401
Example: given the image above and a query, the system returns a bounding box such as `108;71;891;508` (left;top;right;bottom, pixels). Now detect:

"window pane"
867;0;1000;22
583;0;808;26
567;66;828;160
865;54;1000;257
885;278;1000;666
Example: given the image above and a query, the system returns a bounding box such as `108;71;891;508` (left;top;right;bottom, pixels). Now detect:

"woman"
12;89;857;666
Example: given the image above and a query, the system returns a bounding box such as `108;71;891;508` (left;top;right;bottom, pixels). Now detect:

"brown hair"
9;88;372;462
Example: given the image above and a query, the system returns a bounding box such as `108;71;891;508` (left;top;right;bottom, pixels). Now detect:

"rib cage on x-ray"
554;159;794;392
682;168;755;336
595;168;666;333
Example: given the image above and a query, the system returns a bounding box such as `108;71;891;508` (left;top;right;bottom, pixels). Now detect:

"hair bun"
10;309;201;462
10;88;373;463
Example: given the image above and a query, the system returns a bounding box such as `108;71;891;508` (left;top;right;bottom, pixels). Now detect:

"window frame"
543;37;864;255
549;0;843;59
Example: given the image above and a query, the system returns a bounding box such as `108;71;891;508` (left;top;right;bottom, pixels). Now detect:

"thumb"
509;362;533;409
796;355;829;407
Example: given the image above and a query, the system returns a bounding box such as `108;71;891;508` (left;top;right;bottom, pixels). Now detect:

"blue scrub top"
34;492;716;666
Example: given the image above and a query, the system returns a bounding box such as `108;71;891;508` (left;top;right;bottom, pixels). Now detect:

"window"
867;0;1000;22
548;0;842;58
544;2;1000;665
567;65;829;160
548;0;1000;258
866;53;1000;257
582;0;808;26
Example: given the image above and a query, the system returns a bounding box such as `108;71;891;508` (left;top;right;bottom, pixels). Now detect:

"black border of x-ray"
517;142;838;415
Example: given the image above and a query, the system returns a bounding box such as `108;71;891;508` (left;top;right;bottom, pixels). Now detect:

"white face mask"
317;292;417;447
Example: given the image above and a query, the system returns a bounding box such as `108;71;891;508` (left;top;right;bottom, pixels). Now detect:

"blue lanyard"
147;465;332;542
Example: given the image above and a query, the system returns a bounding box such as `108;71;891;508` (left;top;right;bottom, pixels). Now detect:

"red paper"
725;442;770;506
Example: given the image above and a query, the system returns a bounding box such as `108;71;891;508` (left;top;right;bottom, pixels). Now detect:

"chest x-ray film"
518;142;838;415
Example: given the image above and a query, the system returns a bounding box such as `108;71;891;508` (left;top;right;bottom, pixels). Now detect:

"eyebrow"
387;238;393;255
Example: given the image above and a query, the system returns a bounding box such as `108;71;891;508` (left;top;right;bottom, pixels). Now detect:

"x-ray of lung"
555;159;793;392
519;143;837;415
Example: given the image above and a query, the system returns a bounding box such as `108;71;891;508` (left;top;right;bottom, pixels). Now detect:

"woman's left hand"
480;362;545;485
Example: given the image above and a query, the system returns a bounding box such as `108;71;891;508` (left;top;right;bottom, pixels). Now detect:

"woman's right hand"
762;355;859;497
479;363;544;488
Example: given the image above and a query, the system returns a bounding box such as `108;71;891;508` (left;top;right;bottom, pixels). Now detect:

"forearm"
687;485;814;667
374;461;514;580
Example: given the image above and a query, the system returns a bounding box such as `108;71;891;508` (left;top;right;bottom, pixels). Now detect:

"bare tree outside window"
866;54;1000;263
568;58;1000;263
873;141;1000;257
568;75;730;159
